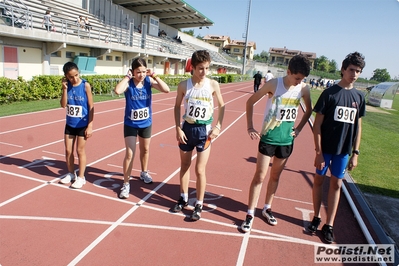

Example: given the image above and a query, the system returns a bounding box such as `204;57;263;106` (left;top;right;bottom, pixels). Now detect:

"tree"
328;60;337;73
370;68;391;82
182;29;194;36
314;55;329;72
253;50;269;63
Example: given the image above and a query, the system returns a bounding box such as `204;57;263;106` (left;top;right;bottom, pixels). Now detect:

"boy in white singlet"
241;55;312;232
171;50;225;221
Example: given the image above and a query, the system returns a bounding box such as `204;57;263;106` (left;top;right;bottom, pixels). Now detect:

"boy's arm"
85;82;94;138
313;113;325;170
348;118;362;170
246;79;276;139
174;81;186;143
210;80;225;137
294;84;312;136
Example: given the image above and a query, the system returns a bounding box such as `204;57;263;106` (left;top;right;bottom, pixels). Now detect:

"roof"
203;35;231;42
269;47;316;59
112;0;214;29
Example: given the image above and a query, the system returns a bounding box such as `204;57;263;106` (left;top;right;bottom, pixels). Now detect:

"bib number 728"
277;107;297;121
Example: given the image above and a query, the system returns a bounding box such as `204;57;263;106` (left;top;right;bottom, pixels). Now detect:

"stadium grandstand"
0;0;243;80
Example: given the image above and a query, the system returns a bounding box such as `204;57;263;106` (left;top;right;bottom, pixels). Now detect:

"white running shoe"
140;171;153;184
60;173;75;184
241;215;254;233
262;208;278;225
71;176;86;189
119;183;130;199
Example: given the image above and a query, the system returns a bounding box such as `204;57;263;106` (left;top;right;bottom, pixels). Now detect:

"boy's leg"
247;151;272;211
264;157;288;206
241;151;271;232
194;145;211;202
325;175;342;226
179;149;193;195
311;173;325;218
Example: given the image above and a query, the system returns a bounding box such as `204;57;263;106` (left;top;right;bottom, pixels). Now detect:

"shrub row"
0;74;249;104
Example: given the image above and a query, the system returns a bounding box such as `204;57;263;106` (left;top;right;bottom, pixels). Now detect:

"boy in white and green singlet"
241;55;313;232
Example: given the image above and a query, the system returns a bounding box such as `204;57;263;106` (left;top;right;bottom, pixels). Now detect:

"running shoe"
241;215;254;233
307;216;321;234
60;173;75;184
262;208;278;225
119;183;130;199
321;224;334;243
140;171;153;184
170;197;188;212
191;204;202;221
71;176;86;189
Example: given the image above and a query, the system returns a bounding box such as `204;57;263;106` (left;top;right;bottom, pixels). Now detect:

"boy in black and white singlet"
241;55;312;233
308;52;366;243
171;50;225;221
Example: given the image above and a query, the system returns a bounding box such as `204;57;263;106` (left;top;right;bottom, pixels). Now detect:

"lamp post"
242;0;252;75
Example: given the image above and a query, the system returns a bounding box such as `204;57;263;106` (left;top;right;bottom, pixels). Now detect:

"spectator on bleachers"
41;10;54;31
77;16;85;29
84;17;92;32
158;29;167;37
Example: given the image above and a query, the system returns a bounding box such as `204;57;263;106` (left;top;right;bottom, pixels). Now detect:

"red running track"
0;81;381;265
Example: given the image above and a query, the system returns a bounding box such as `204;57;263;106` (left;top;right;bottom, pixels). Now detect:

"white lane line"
0;141;23;148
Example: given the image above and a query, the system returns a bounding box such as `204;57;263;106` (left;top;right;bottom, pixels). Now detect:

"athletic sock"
196;200;203;206
181;193;188;202
263;204;271;211
247;209;255;217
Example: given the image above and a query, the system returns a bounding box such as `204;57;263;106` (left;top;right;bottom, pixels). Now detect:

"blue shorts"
179;122;211;152
316;153;349;179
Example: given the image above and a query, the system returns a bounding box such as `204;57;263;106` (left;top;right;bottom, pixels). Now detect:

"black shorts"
258;141;293;159
65;124;87;137
124;124;152;138
179;122;210;152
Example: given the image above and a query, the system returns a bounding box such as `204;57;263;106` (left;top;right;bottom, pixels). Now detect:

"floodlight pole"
242;0;252;75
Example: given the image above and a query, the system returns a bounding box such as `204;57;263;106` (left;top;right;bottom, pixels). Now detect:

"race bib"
66;104;83;118
130;107;149;121
276;107;298;121
186;99;211;120
334;106;357;124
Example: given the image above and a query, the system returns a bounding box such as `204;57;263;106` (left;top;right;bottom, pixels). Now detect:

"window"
215;43;221;47
233;48;240;53
106;56;113;61
97;56;103;60
148;59;152;64
150;18;159;26
115;56;121;62
66;51;75;58
79;53;88;56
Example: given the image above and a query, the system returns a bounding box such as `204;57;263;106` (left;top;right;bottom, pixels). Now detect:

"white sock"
247;209;255;217
263;204;271;211
181;193;188;202
196;200;203;206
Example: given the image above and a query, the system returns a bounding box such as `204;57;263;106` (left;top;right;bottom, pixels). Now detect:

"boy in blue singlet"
171;50;225;221
114;57;170;199
308;52;366;243
59;62;94;189
241;55;312;232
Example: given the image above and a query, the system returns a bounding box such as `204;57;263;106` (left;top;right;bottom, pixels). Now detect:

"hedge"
0;74;250;104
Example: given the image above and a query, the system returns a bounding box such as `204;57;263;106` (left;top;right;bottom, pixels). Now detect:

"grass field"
1;87;398;198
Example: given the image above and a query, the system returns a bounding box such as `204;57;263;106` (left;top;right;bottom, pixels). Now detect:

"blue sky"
185;0;399;79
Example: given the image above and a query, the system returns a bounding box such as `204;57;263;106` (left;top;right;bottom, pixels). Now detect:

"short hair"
341;52;365;77
288;54;311;77
131;57;147;70
191;50;211;68
63;62;78;75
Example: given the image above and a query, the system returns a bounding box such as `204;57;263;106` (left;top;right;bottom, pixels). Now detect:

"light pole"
242;0;252;75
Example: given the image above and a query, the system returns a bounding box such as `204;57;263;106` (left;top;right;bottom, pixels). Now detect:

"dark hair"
288;54;311;77
341;52;365;77
191;50;211;68
63;62;78;75
131;57;147;70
